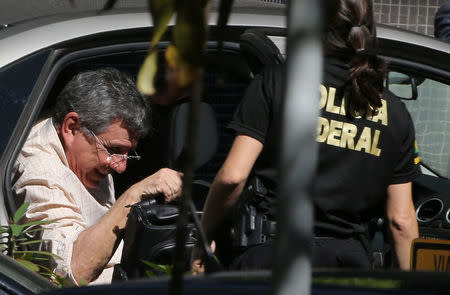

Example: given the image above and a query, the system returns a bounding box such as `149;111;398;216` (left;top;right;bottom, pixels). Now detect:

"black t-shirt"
228;65;283;218
228;58;421;234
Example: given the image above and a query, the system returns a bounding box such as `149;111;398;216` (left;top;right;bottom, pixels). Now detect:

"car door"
380;35;450;245
0;10;286;285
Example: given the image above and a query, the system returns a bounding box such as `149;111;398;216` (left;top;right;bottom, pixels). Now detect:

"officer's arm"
386;182;418;270
201;134;263;240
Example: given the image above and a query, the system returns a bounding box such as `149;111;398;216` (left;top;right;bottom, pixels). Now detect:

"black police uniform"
227;58;421;269
435;1;450;42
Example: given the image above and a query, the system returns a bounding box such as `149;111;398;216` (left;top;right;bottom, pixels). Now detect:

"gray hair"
53;67;149;138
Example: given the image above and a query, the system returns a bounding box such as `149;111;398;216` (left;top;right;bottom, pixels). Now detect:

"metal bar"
170;69;204;295
273;0;322;294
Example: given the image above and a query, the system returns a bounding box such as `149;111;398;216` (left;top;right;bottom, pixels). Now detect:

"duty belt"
232;205;277;249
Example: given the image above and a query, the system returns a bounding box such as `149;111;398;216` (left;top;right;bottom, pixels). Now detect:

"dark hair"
53;67;149;138
324;0;386;111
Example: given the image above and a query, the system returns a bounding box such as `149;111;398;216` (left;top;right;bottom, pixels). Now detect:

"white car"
1;3;450;295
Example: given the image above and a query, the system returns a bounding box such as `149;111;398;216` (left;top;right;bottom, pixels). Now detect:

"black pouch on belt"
232;176;277;250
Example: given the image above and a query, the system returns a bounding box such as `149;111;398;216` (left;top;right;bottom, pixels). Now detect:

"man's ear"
60;112;81;147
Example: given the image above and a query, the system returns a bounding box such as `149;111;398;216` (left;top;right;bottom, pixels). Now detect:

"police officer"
435;1;450;42
192;0;420;272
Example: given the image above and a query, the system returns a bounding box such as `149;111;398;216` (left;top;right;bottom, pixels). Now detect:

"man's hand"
131;168;183;203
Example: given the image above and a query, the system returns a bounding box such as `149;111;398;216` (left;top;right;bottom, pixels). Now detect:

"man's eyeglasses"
86;129;141;166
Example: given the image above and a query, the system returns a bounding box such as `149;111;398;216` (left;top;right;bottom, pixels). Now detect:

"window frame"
1;36;254;219
380;53;450;178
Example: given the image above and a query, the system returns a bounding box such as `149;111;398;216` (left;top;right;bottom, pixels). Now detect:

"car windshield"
404;78;450;179
388;73;450;179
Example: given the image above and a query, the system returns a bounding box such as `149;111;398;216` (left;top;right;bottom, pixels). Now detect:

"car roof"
377;24;449;53
0;6;285;69
0;6;449;70
376;24;450;72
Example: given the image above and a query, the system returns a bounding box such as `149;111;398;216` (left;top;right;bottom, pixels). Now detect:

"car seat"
116;29;285;279
116;100;219;279
166;101;218;172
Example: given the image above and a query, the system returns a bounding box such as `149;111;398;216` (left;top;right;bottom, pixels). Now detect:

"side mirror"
385;71;420;100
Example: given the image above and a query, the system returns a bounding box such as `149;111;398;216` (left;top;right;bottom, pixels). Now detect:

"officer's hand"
191;241;216;275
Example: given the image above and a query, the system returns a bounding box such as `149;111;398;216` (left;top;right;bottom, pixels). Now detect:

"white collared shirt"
12;118;123;285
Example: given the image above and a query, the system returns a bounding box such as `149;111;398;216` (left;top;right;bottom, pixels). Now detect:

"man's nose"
110;160;127;174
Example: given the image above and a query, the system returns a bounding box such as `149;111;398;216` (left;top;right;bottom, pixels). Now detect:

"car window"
0;49;50;159
6;43;255;281
401;77;450;178
29;43;252;198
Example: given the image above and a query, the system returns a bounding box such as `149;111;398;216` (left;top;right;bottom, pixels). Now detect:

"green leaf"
10;224;24;237
33;257;50;262
141;260;172;274
18;239;47;246
164;44;197;87
145;270;155;278
16;259;40;272
54;275;73;288
136;0;176;96
13;202;30;223
137;49;159;95
14;250;62;260
149;0;175;47
212;254;221;266
14;253;32;261
24;227;51;234
18;252;32;258
78;278;87;286
37;264;54;274
173;0;206;67
159;0;207;90
21;220;53;229
37;264;70;288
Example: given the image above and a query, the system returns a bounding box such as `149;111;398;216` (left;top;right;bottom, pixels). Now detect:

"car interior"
17;27;285;279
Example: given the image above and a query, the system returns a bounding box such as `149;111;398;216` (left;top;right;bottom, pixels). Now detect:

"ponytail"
324;0;387;113
347;24;386;111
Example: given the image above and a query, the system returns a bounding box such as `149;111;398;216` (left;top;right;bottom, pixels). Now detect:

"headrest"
240;28;284;74
168;102;218;170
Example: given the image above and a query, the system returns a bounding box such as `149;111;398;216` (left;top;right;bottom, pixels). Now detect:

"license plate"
411;238;450;271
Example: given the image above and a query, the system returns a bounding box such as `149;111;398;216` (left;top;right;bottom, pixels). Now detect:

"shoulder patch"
414;141;420;164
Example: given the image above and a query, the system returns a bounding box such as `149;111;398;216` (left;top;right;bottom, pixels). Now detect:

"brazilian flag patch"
414;141;420;164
